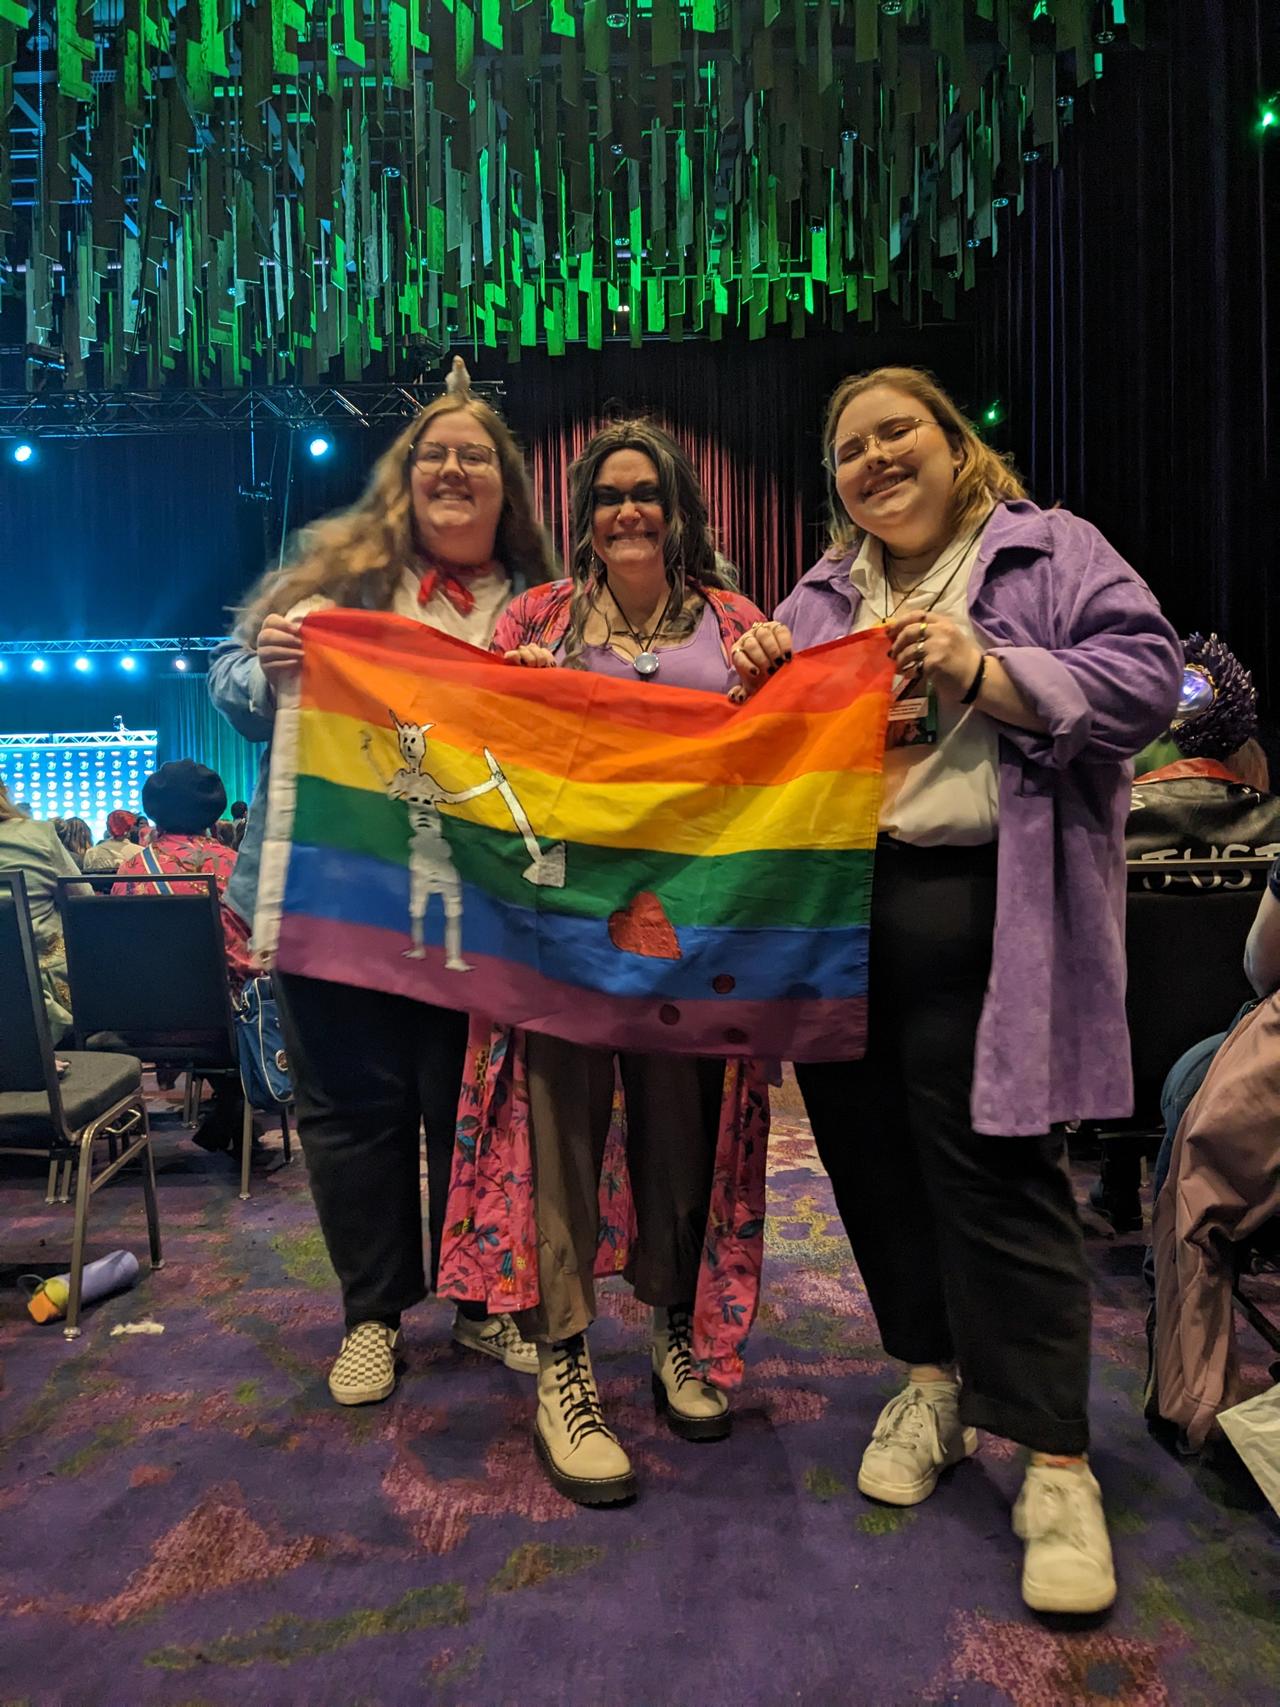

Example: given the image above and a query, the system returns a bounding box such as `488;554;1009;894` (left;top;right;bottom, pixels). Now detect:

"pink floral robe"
436;578;772;1389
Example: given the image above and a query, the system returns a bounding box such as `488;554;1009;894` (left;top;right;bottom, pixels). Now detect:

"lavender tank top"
580;602;733;694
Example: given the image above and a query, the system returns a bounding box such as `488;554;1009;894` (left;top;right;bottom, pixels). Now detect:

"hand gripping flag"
256;610;892;1061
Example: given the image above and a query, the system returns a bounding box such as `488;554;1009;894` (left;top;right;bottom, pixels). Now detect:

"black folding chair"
58;873;290;1200
0;872;162;1339
1123;857;1269;1120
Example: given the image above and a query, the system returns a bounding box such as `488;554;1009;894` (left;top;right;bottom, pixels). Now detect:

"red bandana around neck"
416;557;498;616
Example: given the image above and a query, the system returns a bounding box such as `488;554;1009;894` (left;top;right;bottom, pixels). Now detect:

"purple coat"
775;500;1183;1136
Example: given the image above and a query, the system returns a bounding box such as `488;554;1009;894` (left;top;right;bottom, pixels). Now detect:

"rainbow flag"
256;610;892;1061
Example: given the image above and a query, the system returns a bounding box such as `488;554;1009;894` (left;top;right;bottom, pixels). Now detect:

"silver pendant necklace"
605;580;669;677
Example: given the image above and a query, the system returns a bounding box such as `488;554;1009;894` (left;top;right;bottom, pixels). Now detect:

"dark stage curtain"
977;0;1276;705
0;432;268;642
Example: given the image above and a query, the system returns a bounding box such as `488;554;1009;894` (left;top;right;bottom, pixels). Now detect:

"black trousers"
275;971;469;1329
796;840;1092;1455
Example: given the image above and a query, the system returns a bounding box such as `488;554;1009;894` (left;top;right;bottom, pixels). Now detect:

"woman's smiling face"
830;384;962;549
590;449;668;578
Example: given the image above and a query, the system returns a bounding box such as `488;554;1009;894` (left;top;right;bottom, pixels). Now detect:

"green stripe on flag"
291;775;874;932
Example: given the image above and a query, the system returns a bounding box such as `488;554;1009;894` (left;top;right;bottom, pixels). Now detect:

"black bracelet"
960;653;987;705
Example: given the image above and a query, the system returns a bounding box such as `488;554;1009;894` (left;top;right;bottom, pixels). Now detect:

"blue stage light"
73;656;92;673
174;656;189;672
120;655;138;672
30;657;48;674
12;441;35;465
308;435;332;459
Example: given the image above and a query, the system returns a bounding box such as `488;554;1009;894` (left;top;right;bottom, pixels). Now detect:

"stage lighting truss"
0;729;159;749
0;638;224;658
0;381;504;441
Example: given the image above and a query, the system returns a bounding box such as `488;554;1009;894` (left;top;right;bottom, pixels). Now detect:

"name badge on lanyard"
886;672;939;747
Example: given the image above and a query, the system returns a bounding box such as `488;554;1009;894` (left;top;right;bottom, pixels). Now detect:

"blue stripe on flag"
282;842;868;1002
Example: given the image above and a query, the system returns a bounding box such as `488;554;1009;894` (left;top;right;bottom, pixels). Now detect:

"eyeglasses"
410;441;498;470
591;483;664;513
828;415;930;472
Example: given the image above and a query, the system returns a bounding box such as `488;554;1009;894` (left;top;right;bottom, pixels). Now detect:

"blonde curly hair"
822;366;1026;556
236;395;556;643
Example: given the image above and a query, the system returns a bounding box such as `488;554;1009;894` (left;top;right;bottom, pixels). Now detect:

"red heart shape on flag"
607;891;682;960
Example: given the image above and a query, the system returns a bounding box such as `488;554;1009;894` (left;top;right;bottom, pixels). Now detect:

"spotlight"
73;656;92;673
174;656;189;672
12;441;34;464
30;657;48;674
120;655;137;672
308;435;332;459
982;401;1005;427
0;659;7;676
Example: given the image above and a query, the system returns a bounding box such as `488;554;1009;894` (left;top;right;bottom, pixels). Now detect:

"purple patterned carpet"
1;1080;1277;1707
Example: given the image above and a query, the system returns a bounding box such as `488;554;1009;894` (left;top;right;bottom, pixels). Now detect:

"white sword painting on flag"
361;713;566;971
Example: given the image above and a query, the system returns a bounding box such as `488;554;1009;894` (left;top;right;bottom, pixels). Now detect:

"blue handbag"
233;975;293;1109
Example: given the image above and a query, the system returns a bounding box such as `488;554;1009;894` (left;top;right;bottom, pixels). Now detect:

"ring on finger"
914;642;926;665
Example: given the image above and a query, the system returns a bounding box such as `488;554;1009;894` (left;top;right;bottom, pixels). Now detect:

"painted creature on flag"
361;714;565;969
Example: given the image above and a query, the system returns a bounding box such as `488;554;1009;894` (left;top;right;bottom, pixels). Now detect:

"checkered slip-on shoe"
328;1322;403;1406
452;1309;539;1375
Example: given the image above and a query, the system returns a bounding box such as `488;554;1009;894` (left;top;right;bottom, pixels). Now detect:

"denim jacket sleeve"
207;637;276;742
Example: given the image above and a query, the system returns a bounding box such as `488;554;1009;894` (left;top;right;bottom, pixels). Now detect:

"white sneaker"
1014;1461;1117;1614
329;1322;403;1406
856;1380;978;1506
451;1309;538;1375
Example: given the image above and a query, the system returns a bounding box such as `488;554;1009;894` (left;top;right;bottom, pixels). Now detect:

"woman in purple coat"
732;368;1181;1616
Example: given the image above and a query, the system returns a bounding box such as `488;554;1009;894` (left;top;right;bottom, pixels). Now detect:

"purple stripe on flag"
275;915;867;1062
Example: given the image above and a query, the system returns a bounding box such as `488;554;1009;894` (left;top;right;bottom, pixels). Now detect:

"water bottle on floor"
23;1251;141;1323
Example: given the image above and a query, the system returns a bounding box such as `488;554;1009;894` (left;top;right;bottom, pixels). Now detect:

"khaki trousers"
518;1031;724;1343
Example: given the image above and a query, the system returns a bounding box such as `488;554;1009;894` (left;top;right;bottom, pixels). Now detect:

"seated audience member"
228;799;248;849
115;760;255;1154
213;820;238;849
53;817;94;869
115;760;254;991
1147;856;1280;1444
84;809;141;873
0;779;88;1040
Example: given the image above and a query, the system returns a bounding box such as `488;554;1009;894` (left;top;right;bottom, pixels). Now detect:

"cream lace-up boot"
533;1334;637;1505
